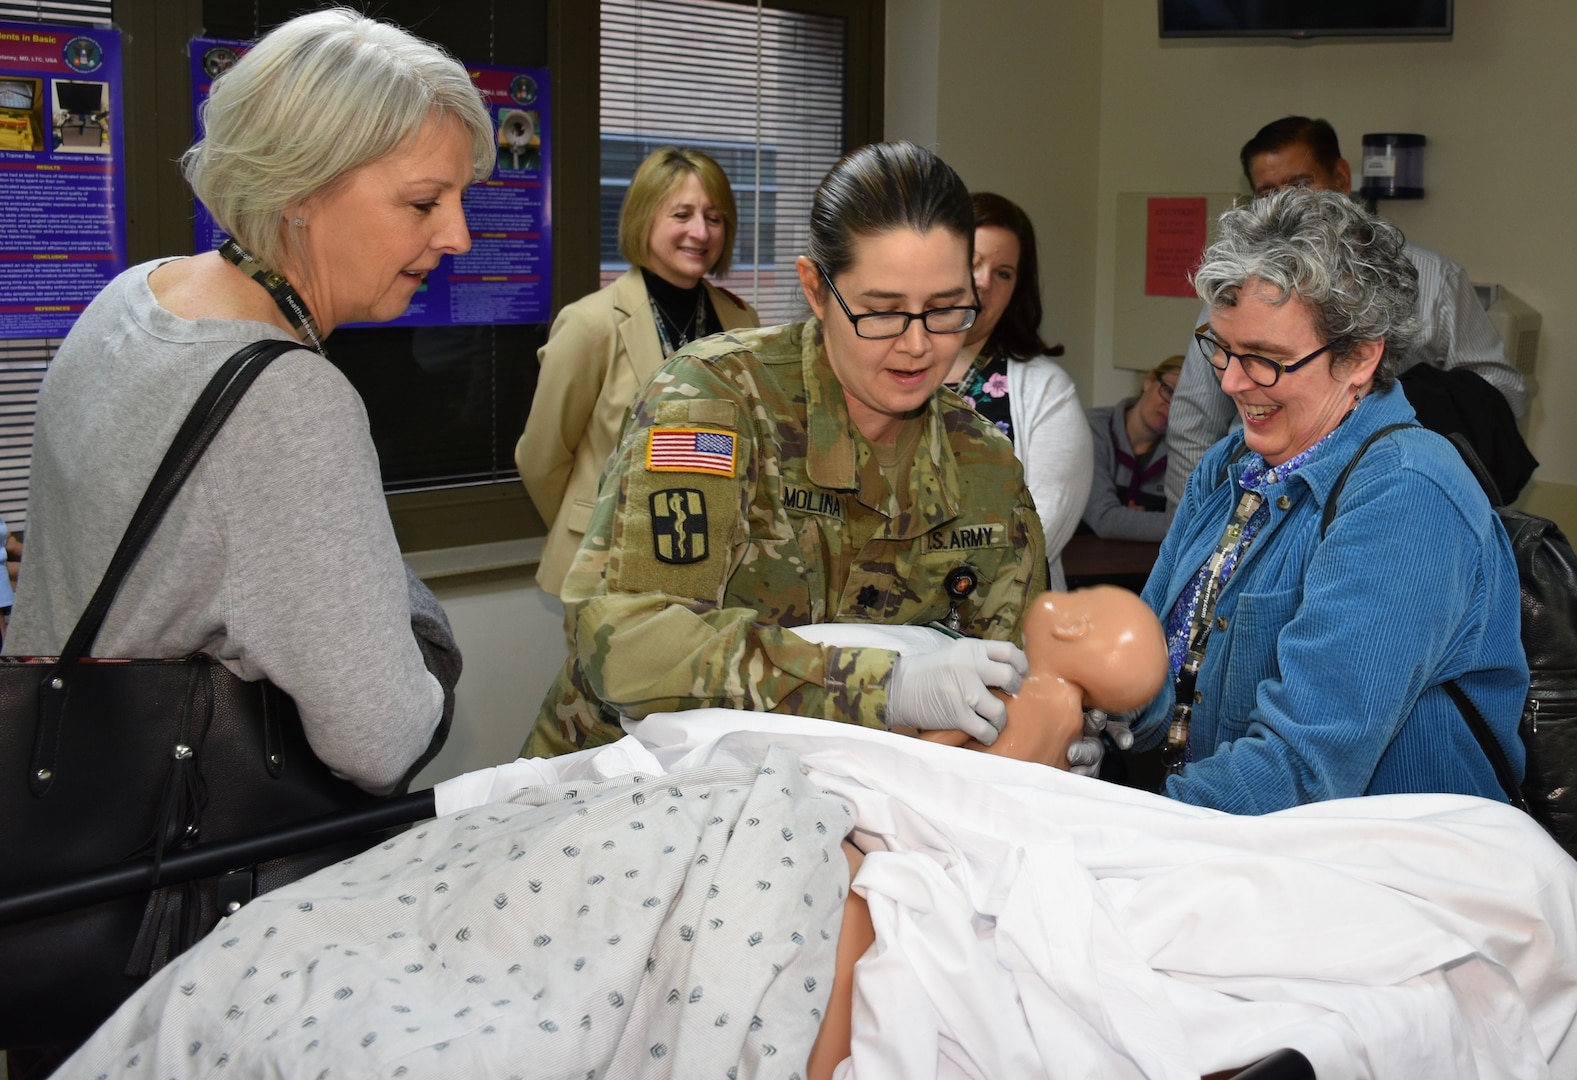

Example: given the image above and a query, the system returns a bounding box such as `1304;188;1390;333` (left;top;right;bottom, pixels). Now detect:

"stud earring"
292;217;304;227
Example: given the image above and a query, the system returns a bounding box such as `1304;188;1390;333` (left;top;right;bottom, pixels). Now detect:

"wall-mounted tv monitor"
1160;1;1453;40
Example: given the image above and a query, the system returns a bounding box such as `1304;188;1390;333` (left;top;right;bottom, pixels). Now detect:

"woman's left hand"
1067;707;1134;776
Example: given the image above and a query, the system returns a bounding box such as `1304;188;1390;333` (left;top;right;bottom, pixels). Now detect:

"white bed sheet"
439;711;1577;1080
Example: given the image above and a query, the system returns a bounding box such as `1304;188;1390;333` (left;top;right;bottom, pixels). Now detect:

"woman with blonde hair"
516;146;759;595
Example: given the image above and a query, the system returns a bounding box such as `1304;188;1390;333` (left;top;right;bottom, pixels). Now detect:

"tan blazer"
517;267;759;594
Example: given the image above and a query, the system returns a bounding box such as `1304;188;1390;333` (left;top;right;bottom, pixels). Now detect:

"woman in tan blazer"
517;146;759;594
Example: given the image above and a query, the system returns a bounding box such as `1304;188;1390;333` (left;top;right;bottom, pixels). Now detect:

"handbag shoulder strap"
1319;422;1419;540
1213;437;1254;489
53;339;300;665
1444;679;1530;811
1445;431;1507;507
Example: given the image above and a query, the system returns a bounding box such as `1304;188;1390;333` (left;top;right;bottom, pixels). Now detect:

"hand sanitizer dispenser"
1360;133;1426;200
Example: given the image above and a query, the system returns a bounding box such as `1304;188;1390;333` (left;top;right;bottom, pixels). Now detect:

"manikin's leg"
806;840;876;1080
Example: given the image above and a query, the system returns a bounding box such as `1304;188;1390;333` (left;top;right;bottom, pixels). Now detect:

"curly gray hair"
1192;187;1420;392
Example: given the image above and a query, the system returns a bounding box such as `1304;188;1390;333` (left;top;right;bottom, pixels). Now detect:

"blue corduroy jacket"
1133;383;1528;814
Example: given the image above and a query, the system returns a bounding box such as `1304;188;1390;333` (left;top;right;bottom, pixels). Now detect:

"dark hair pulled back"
806;141;974;279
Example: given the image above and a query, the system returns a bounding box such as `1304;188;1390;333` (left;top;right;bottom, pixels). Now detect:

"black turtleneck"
642;267;719;352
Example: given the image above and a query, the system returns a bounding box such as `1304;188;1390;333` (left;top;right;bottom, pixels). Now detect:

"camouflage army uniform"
526;318;1047;757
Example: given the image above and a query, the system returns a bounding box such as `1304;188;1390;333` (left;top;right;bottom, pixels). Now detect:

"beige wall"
895;0;1577;532
887;0;1105;398
1097;0;1576;512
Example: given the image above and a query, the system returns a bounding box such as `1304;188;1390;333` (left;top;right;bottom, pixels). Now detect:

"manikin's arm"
901;586;1168;770
907;676;1085;767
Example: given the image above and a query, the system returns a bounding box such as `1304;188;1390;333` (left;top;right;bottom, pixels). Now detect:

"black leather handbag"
0;341;385;1048
1445;500;1577;860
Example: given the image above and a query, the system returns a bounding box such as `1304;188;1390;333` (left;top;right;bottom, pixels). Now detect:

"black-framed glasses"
817;263;978;340
1157;378;1177;403
1193;324;1335;388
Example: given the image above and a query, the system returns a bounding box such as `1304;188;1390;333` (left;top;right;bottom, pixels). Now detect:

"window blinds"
0;340;51;531
600;0;846;323
0;0;110;26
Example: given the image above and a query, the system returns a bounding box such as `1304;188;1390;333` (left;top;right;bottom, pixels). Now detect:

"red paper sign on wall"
1145;197;1207;298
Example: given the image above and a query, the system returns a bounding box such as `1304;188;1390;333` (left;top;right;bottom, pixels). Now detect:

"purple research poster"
0;21;126;339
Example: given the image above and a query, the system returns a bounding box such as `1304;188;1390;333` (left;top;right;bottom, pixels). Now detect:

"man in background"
1164;115;1528;508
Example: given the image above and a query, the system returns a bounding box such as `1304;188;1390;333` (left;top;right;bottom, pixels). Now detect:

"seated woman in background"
1080;354;1181;542
3;9;487;794
1129;187;1527;814
516;146;760;597
527;142;1046;758
944;192;1091;589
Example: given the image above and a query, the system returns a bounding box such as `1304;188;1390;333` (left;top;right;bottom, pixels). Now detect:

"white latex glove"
887;638;1028;746
1068;708;1136;777
1066;735;1105;776
1085;707;1135;750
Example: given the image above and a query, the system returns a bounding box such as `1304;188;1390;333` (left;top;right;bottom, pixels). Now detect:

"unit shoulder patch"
650;488;709;564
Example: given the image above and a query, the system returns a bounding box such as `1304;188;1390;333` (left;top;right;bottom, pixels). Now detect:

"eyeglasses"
817;263;979;340
1192;324;1335;388
1157;379;1177;403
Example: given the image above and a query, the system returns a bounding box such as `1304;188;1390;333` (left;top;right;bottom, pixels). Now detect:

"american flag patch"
646;427;737;477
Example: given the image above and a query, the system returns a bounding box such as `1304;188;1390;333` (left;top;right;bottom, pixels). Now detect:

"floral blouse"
949;350;1014;443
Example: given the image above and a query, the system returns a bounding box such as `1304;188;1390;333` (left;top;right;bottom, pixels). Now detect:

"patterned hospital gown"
61;747;852;1080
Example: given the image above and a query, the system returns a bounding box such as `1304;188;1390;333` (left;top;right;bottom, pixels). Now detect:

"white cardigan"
1006;355;1092;590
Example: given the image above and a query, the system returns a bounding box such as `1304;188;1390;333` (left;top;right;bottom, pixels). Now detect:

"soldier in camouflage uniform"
526;143;1048;757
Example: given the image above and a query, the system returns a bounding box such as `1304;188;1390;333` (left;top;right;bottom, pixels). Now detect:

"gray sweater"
6;260;444;794
1082;399;1173;543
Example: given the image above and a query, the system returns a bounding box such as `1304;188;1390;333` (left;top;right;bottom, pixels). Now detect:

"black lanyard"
217;237;324;355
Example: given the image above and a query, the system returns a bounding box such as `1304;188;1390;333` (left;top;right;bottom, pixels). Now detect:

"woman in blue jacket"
1131;187;1527;814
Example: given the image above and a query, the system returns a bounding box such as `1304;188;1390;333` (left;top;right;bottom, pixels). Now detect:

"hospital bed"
6;626;1575;1077
9;723;1575;1077
0;782;1316;1080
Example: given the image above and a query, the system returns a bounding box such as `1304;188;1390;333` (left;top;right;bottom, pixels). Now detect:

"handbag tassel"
125;880;204;977
125;665;214;976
